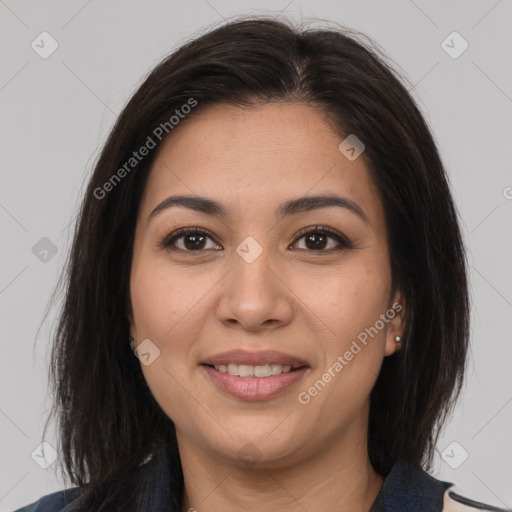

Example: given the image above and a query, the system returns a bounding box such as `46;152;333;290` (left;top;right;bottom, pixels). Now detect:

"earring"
129;336;134;345
395;335;402;350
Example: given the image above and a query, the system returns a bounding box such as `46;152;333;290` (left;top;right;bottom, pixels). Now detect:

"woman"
15;16;509;512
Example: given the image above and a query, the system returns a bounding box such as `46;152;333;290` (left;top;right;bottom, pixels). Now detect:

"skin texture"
128;102;405;512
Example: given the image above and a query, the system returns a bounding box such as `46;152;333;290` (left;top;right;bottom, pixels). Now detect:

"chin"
199;421;309;469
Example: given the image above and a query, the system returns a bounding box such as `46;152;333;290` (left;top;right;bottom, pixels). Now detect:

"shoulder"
442;485;512;512
13;487;83;512
371;460;511;512
12;443;177;512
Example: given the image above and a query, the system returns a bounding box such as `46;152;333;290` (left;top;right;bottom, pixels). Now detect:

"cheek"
130;255;210;340
294;254;391;342
130;256;205;425
296;254;391;393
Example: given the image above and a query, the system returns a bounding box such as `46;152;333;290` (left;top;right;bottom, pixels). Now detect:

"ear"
384;289;406;357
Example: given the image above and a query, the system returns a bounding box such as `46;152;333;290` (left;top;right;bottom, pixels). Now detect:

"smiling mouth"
201;363;309;401
203;363;306;378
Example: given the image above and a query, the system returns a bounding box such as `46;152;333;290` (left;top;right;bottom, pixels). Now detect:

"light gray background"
1;1;511;510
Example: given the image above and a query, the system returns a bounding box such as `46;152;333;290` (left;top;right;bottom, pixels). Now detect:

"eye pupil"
184;234;206;250
305;233;327;250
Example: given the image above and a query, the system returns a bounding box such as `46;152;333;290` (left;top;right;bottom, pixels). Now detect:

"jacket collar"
369;459;453;511
133;441;180;511
133;442;452;512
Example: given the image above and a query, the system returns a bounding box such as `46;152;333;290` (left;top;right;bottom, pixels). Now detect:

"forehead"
139;102;383;224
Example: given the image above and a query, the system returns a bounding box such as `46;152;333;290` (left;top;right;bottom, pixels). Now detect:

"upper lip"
201;349;309;369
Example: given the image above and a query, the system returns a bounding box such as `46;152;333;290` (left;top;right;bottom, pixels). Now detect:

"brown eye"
159;225;352;254
291;226;352;253
160;227;221;252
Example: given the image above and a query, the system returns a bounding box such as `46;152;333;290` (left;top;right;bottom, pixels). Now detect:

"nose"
216;252;294;333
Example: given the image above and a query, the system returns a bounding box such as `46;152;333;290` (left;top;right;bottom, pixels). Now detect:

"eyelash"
158;225;353;254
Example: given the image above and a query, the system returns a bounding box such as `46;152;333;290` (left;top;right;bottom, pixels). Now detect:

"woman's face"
129;102;404;467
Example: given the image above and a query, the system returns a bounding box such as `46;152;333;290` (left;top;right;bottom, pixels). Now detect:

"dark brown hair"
42;15;470;510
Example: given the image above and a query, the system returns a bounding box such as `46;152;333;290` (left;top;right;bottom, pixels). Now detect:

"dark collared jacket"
14;442;510;512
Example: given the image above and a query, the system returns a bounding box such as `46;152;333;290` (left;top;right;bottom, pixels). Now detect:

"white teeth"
270;363;282;375
254;364;271;377
238;364;253;377
213;363;294;377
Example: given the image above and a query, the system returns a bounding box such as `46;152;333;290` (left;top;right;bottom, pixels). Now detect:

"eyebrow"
147;193;368;225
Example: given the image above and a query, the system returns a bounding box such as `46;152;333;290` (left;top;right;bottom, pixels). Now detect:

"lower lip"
201;365;308;401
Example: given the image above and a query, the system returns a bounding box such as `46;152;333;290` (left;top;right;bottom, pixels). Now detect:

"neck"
177;417;383;512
